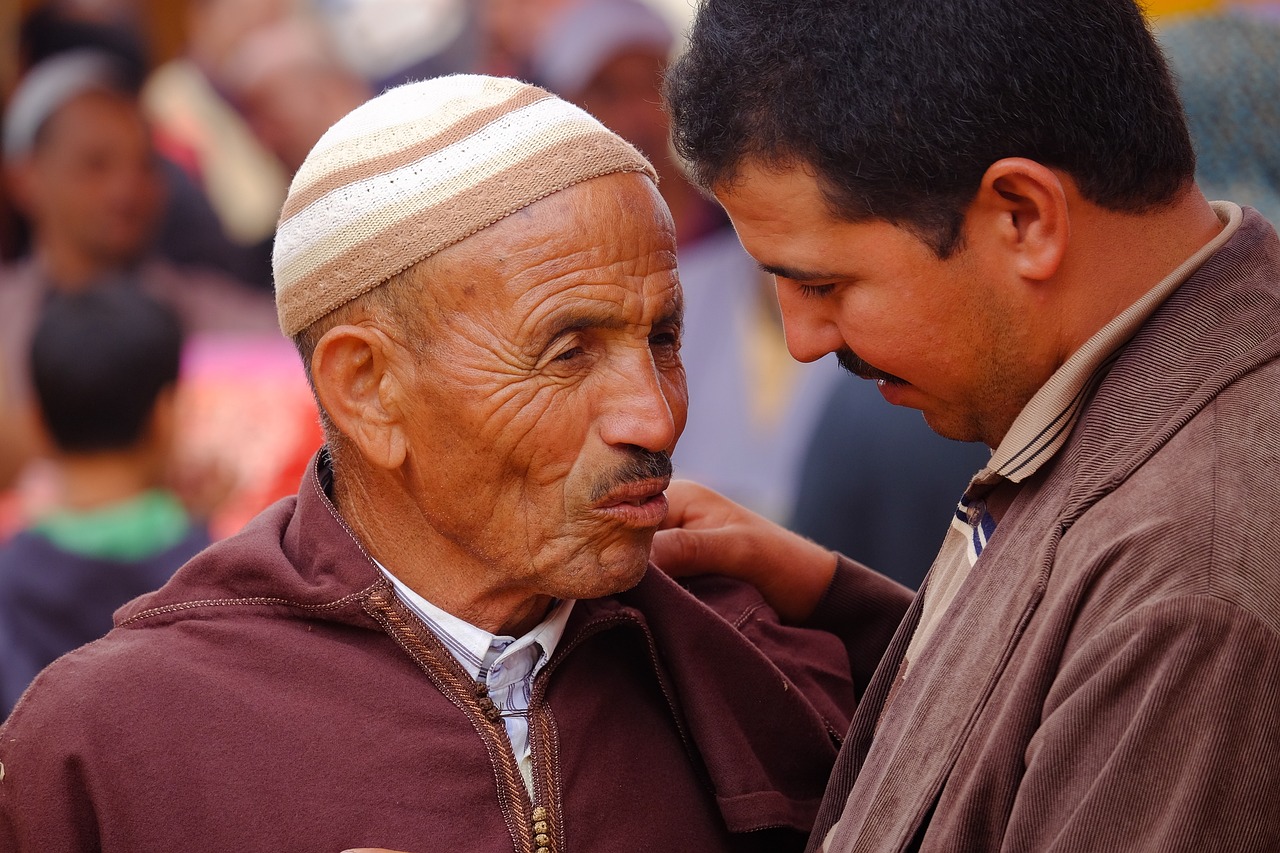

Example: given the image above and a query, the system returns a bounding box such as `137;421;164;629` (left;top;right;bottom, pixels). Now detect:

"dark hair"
664;0;1196;255
30;286;184;453
20;6;148;90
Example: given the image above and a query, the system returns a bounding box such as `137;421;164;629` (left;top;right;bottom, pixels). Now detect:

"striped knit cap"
273;74;657;336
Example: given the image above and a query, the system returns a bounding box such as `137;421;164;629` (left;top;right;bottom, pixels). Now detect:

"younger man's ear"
310;325;409;471
974;157;1070;282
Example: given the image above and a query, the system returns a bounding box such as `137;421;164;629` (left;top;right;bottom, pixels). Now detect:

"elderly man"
0;75;905;852
657;0;1280;850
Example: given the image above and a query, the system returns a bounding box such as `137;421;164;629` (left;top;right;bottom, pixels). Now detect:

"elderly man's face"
393;172;686;608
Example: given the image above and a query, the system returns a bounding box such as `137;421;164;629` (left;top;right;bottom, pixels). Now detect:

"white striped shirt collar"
375;561;574;682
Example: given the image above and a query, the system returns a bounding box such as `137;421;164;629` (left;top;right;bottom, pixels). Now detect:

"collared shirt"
376;563;575;794
902;201;1243;672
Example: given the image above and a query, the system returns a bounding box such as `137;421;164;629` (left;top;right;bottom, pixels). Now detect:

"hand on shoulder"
652;480;839;623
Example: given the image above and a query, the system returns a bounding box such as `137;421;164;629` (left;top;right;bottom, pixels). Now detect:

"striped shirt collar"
976;200;1242;487
375;561;575;682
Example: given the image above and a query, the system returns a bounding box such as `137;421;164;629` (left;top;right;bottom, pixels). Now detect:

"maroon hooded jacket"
0;452;910;852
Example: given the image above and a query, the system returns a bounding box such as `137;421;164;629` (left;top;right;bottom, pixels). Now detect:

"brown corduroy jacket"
0;451;911;853
809;207;1280;852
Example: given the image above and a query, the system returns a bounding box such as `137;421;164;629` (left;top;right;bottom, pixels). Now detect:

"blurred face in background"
15;90;164;273
238;64;371;175
575;48;671;172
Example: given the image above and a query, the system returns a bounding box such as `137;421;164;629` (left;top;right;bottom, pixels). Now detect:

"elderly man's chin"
549;530;658;601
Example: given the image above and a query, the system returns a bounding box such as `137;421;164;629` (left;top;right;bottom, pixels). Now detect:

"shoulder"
1045;591;1280;716
0;531;58;582
615;568;856;698
0;624;161;743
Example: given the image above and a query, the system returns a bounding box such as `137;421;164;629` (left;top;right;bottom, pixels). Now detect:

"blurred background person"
0;49;279;523
0;287;209;719
0;45;308;541
532;0;988;585
142;0;479;281
1151;0;1280;226
0;49;278;403
12;2;273;288
217;16;371;181
481;0;579;79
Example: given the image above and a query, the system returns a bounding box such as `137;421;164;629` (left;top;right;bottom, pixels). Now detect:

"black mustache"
590;450;673;502
836;347;906;385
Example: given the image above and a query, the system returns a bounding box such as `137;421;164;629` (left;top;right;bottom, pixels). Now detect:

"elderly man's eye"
553;347;585;362
650;331;680;349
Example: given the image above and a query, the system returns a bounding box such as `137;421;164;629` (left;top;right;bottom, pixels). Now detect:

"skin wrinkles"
352;172;687;635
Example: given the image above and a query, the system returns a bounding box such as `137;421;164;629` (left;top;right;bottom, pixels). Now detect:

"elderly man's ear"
310;324;411;470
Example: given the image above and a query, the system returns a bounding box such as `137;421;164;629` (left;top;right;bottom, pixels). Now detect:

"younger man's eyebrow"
757;261;841;282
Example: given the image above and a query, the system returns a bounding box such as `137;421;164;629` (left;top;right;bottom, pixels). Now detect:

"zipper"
363;586;541;853
318;453;552;852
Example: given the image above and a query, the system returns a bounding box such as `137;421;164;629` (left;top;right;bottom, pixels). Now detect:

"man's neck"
984;187;1229;451
34;239;129;290
335;468;556;637
54;448;164;512
1054;186;1224;359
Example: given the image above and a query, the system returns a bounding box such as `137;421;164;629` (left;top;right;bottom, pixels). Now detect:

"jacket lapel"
822;472;1062;852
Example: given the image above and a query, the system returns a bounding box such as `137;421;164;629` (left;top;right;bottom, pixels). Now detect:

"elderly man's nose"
600;365;678;453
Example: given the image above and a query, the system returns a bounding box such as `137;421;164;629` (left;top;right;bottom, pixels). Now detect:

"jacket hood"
115;450;385;631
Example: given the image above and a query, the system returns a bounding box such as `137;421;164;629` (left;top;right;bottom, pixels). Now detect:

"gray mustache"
590;450;673;502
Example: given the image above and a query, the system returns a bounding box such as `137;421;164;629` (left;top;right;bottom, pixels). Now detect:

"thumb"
651;525;742;578
651;526;704;577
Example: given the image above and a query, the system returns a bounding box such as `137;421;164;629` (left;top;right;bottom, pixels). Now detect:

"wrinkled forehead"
427;173;680;325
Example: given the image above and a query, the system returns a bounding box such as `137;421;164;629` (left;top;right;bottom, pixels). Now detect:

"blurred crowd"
0;0;1274;715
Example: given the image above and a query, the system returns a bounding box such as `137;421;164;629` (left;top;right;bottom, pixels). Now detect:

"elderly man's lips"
594;479;671;527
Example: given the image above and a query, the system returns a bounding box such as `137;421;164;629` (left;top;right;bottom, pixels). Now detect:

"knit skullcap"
272;73;658;336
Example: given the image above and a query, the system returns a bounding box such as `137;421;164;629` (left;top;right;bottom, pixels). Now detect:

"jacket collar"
116;448;386;630
119;448;846;835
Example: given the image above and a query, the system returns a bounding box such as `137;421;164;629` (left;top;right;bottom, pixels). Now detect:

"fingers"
659;479;743;531
658;479;713;530
653;476;841;622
